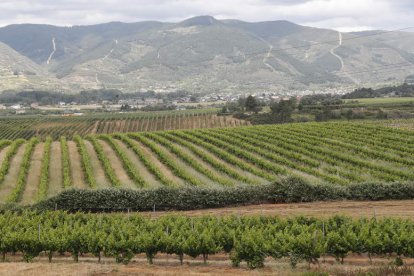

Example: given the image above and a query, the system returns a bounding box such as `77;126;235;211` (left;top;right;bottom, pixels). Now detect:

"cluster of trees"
343;83;414;99
0;212;414;269
299;94;343;107
220;95;297;124
220;95;263;114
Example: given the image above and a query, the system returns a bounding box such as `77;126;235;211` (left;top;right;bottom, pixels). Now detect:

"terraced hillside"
0;121;413;205
0;111;249;140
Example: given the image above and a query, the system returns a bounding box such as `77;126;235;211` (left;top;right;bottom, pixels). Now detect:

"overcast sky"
0;0;413;32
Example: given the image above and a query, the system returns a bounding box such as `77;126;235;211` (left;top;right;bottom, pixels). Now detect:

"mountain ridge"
0;16;413;93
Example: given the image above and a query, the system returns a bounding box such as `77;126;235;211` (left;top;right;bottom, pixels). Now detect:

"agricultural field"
371;118;414;130
344;97;414;105
0;110;249;140
0;121;413;205
0;211;414;273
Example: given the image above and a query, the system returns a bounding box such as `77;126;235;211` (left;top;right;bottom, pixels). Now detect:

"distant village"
0;87;350;116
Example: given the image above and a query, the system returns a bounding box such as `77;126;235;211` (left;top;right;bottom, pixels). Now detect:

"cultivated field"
0;121;413;205
372;118;414;130
344;97;414;105
0;111;249;140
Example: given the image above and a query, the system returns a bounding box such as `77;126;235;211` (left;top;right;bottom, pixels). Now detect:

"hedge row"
31;177;414;212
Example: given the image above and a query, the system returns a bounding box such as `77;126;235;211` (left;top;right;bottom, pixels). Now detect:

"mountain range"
0;16;413;93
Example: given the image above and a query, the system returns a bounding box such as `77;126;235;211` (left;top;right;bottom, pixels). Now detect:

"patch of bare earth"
67;141;86;189
98;139;136;189
0;144;26;202
21;143;44;205
48;142;63;197
0;254;413;276
83;140;111;188
141;200;414;219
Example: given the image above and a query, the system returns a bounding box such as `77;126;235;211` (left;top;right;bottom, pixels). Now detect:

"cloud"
0;0;412;32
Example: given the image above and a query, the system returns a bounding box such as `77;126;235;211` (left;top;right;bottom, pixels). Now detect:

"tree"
270;97;296;123
232;229;267;269
245;95;260;113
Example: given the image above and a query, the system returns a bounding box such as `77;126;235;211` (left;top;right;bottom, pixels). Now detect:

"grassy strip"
74;135;96;188
60;137;72;188
129;133;203;186
0;140;11;150
159;132;257;184
114;134;175;187
86;136;121;187
0;139;25;185
7;137;39;203
36;137;52;202
145;132;234;186
173;131;275;181
214;128;347;185
99;135;147;188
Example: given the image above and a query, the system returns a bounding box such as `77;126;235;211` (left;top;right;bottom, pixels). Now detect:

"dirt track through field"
142;200;414;219
0;144;26;202
0;252;413;276
48;142;63;197
21;143;44;204
67;141;86;189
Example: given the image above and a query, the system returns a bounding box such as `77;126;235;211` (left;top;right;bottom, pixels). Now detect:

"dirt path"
46;37;56;65
330;31;344;70
0;252;412;276
48;142;63;197
0;144;26;202
142;200;414;219
114;139;160;188
67;141;86;189
21;143;44;205
98;140;136;189
84;140;111;188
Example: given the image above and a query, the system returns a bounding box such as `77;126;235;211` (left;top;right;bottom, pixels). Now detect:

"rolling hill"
0;16;414;93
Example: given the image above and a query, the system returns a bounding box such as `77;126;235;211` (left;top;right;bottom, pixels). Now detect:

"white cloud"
0;0;412;31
